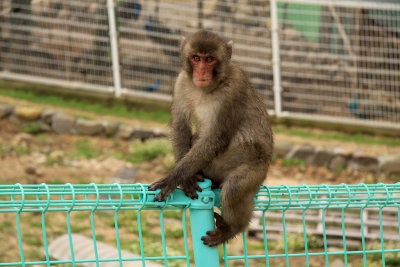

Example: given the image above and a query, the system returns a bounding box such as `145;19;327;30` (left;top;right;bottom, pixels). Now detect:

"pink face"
190;54;217;87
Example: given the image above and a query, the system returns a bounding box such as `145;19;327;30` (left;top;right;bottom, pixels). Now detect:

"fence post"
189;179;220;267
270;0;282;117
106;0;122;97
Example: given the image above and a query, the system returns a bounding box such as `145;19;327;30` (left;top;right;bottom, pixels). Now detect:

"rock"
117;125;135;140
132;129;155;141
328;156;348;171
14;107;43;121
273;142;292;158
75;119;103;136
331;259;345;267
52;113;75;134
328;147;352;171
111;166;138;184
348;152;379;172
0;104;13;118
24;163;39;175
379;155;400;178
39;109;58;131
103;121;119;137
12;132;34;146
153;128;169;138
286;143;315;163
49;150;65;161
48;234;163;267
40;109;57;124
31;152;47;165
312;147;334;167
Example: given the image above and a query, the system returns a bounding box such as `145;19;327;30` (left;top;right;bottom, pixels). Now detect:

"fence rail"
1;0;400;129
1;181;400;266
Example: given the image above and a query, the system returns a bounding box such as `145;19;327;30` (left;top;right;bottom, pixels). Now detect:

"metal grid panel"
0;0;113;88
117;0;274;109
1;0;400;128
277;0;400;125
0;183;192;266
1;182;400;266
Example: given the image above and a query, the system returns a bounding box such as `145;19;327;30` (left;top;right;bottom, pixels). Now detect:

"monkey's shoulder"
173;71;191;95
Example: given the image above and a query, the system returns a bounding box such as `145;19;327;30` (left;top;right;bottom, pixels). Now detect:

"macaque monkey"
149;30;273;247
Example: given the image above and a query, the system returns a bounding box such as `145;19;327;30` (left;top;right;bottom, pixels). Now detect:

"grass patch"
68;139;102;159
281;158;306;167
273;126;400;146
125;139;172;163
0;220;13;230
0;83;171;124
14;146;30;156
19;122;42;134
71;225;91;233
335;165;345;173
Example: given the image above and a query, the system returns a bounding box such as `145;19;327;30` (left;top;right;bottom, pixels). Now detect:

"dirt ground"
1;93;396;187
0;116;386;188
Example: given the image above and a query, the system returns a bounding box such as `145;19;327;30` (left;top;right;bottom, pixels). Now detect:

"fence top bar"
1;182;400;213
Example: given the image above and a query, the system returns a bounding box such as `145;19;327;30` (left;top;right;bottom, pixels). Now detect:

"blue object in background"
348;93;365;119
145;79;161;92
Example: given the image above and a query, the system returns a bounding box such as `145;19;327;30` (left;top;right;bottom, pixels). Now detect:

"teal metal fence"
0;180;400;266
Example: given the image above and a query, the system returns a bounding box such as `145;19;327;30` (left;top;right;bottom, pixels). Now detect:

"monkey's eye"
206;56;215;63
193;55;200;62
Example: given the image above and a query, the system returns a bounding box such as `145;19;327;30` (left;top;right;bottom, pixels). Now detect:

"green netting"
0;181;399;266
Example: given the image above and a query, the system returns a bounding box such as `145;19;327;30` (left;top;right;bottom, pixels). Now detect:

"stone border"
274;142;400;178
1;103;399;177
0;103;168;141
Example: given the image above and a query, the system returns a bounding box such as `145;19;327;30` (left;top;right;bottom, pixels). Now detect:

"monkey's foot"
201;213;233;247
148;176;177;202
180;174;204;199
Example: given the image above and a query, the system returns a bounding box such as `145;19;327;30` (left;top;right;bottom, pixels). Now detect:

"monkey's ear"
180;36;187;54
226;40;233;59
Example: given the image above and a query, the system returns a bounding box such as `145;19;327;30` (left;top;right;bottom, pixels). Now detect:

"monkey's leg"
201;164;267;247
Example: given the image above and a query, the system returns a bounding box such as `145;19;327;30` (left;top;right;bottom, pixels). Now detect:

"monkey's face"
181;31;233;93
190;54;217;87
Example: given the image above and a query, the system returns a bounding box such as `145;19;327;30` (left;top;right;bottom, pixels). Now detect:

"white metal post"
270;0;282;117
107;0;122;97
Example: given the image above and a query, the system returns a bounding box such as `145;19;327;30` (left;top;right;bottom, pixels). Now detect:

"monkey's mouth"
194;78;212;86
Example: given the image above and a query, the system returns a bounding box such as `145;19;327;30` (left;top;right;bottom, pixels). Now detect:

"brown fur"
149;30;273;247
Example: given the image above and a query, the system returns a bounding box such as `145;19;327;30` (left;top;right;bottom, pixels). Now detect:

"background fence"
1;181;400;266
1;0;400;129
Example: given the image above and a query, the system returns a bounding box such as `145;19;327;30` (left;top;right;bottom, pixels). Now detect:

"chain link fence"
0;0;399;128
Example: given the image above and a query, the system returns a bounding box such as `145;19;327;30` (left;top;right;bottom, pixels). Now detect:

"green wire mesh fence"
0;180;400;266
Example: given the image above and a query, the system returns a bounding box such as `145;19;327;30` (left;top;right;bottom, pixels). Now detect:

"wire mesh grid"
0;0;114;89
277;0;400;125
0;183;192;267
116;0;274;108
1;182;400;266
1;0;400;127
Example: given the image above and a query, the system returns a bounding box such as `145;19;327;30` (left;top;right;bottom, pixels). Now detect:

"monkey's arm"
149;103;239;201
170;109;192;162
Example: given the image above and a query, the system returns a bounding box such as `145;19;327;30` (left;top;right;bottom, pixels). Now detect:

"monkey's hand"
180;174;204;199
148;176;177;202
